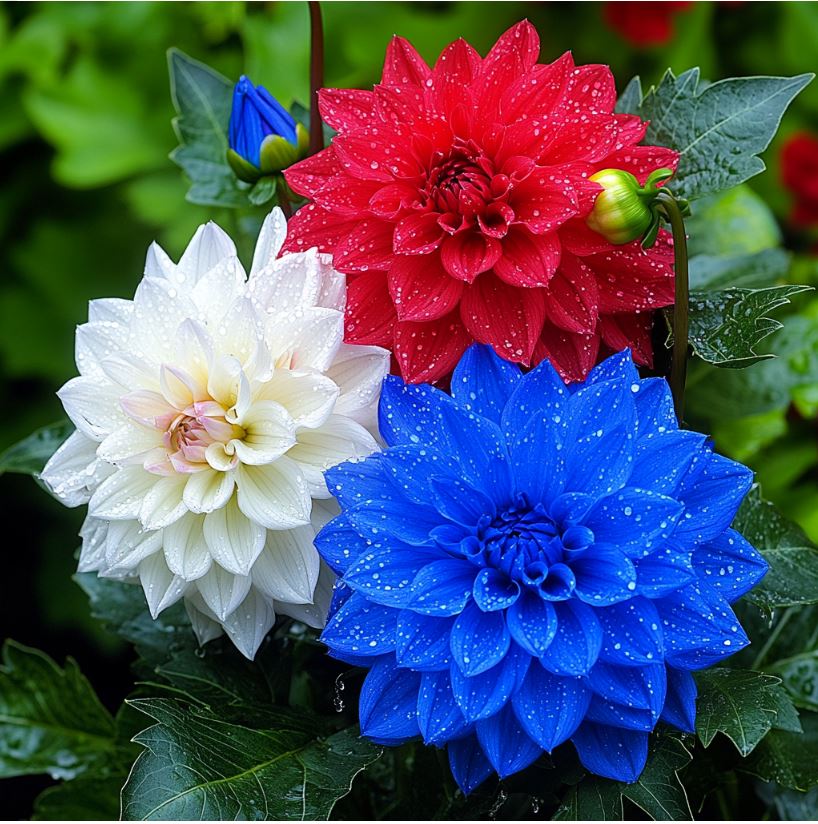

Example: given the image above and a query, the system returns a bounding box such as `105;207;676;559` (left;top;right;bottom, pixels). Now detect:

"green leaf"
554;733;693;820
689;249;790;290
168;48;249;209
735;487;818;610
121;697;380;820
0;640;120;779
695;669;801;757
32;776;124;820
757;782;818;821
0;420;72;476
248;175;277;206
768;651;818;712
679;284;810;368
620;69;812;201
745;710;818;791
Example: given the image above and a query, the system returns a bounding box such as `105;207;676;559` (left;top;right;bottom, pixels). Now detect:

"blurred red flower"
284;21;678;383
604;2;693;47
781;132;818;227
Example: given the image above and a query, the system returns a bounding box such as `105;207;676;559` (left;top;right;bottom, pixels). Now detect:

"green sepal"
296;122;310;157
259;134;299;175
226;148;262;184
248;175;277;206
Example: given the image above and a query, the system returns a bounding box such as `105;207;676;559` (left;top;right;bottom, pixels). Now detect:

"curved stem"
657;190;690;424
277;177;293;219
308;1;325;156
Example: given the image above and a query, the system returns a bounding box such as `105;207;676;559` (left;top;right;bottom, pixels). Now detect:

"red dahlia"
781;132;818;228
284;21;679;383
604;2;692;48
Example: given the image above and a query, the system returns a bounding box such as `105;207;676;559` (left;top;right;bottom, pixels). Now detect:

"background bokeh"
1;1;817;817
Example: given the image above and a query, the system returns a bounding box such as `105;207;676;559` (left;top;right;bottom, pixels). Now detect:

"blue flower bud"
227;76;308;182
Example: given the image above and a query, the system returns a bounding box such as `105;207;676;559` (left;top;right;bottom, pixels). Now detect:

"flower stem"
657;190;690;424
308;1;325;156
277;177;293;219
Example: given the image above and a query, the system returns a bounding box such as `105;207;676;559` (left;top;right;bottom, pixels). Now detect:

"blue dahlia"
317;345;767;792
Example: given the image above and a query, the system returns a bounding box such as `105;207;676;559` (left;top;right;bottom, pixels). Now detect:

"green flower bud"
586;167;674;245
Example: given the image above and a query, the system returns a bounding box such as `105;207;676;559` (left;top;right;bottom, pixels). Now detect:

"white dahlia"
41;208;389;658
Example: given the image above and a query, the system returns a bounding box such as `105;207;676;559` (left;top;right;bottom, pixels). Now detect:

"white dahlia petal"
184;595;224;646
89;466;157;521
274;561;335;629
77;516;110;572
178;221;237;284
232;400;296;465
251;525;319;604
195;563;252;622
103;520;164;575
256;370;339;430
97;422;163;465
76;323;123;380
220;588;276;660
100;352;161;393
183;469;235;515
58;376;122;441
164;513;211;580
316;254;346;312
138;553;188;619
144;241;177;280
203;497;266;576
250;247;322;314
235;458;311;530
250;208;287;278
190;257;246;327
40;430;104;507
327;343;390;421
139;474;188;530
173;319;214;386
266;307;344;373
87;297;133;327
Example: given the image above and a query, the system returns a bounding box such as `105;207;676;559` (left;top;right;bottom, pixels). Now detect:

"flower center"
162;400;245;474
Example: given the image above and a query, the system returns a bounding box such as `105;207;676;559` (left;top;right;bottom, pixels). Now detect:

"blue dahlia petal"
571;722;649;783
585;662;666;731
632;376;676;434
539;600;603;676
451;343;522;424
475;703;543;778
509;411;567;506
359;658;421;743
451;601;511;676
631;430;706;496
511;666;590;750
674;451;754;544
321;593;397;658
325;453;393;508
585;696;657;731
378;376;451;448
473;568;521;612
596;597;664;666
692;527;768;602
507;592;558;656
633;546;696;598
657;582;749;669
430;475;496;526
448;734;494;794
417;670;470;746
584;487;684;558
315;512;371;573
562;379;637;497
382;443;460;506
572;544;637;606
578;349;640;391
407;559;477;616
500;357;568;445
395;610;455;671
349;498;440;546
660;666;697;733
345;544;443;607
450;643;530;723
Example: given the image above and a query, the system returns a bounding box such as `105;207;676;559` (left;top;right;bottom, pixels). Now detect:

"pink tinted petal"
284;148;343;198
394;311;472;384
460;272;546;365
494;227;561;288
388;254;464;322
281;204;358;256
542;257;599;335
382;36;432;87
394;211;445;254
345;271;398;346
318;87;378;132
334;219;396;271
440;232;503;283
534;322;600;383
599;313;655;367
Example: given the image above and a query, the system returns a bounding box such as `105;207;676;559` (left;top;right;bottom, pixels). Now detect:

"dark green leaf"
678;284;810;368
689;249;790;290
32;776;124;820
0;640;119;779
248;175;277;206
757;782;818;821
121;697;380;820
696;669;801;756
554;733;693;820
735;487;818;609
745;710;818;791
168;48;249;208
0;420;72;476
620;69;812;200
768;651;818;712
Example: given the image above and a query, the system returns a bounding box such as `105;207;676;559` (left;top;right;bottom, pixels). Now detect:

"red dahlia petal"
568;64;617;114
394;311;472;384
369;182;421;220
334;218;395;271
559;218;614;256
500;52;574;122
494;226;560;288
540;113;620;164
460;272;545;365
534;322;600;383
510;171;579;233
345;271;397;346
389;255;464;322
543;255;599;335
601;145;680;185
441;231;503;283
599;313;654;367
281;204;358;256
430;38;481;114
318;88;377;132
394;212;445;255
382;36;432;88
613;114;649;145
333;132;397;182
313;175;384;216
284;148;343;198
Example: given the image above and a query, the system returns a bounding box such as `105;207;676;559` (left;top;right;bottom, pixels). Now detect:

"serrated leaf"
0;419;72;476
745;710;818;791
620;69;813;201
689;249;790;290
167;48;249;209
696;669;801;757
553;733;693;821
734;487;818;609
768;651;818;712
0;640;120;780
32;776;124;820
121;698;380;820
676;284;810;368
